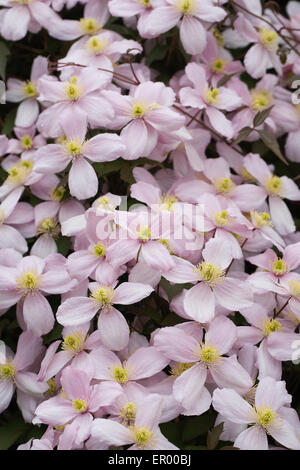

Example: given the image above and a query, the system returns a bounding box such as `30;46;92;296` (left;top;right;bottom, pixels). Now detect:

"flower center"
214;210;229;226
52;186;65;201
133;426;153;446
250;210;272;228
23;81;37;98
65;139;82;156
176;0;197;14
137;225;151;242
251;89;273;111
87;36;108;54
93;242;106;257
205;87;220;105
271;259;287;276
72;399;88;413
289;279;300;297
259;28;278;52
91;286;115;305
37;217;60;238
213;29;224;47
214;177;235;194
65;77;81;101
256;406;277;428
196;261;225;285
265;175;283;196
200;344;220;364
120;402;137;425
159;194;178;211
132;103;146;118
0;363;15;381
6;160;33;186
62;331;86;354
138;0;151;7
263;318;282;336
171;362;194;377
17;271;40;292
80;17;101;35
211;58;227;73
20;134;33;150
112;365;129;384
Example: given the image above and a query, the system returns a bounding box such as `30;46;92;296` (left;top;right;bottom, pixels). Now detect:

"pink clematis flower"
37;66;114;138
154;317;253;413
179;62;243;138
0;254;76;336
163;237;253;322
35;366;122;448
34;107;125;200
141;0;226;55
103;81;186;159
243;153;300;235
0;187;30;254
0;331;47;415
212;377;300;450
91;394;178;450
56;280;154;350
5;56;48;128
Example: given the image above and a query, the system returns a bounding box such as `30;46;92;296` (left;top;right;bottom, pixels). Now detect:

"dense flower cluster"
0;0;300;451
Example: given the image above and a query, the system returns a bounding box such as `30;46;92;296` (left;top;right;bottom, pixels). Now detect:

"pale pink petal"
184;283;215;323
56;297;98;327
23;293;54;336
69;159;98;200
114;282;153;305
98;307;129;351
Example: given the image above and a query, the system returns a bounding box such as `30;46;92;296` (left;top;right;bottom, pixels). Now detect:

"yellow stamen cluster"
112;365;129;384
214;177;235;194
52;186;65;202
132;103;146;119
20;135;33;150
93;242;106;257
289;279;300;297
271;259;287;276
255;406;278;428
205;88;220;106
250;210;272;228
0;362;15;381
176;0;197;15
65;77;81;101
80;17;101;35
65;139;82;156
214;210;229;226
259;28;278;52
120;402;137;425
241;167;256;182
170;362;194;377
138;0;151;7
159;194;178;211
196;261;225;285
23;81;37;98
6;159;33;186
211;58;227;73
62;331;86;354
199;344;220;365
17;271;40;292
133;426;153;446
87;36;108;54
37;217;60;238
251;89;273;111
263;318;282;336
72;399;88;413
91;286;115;305
265;175;283;196
137;225;151;242
213;29;224;47
45;378;58;398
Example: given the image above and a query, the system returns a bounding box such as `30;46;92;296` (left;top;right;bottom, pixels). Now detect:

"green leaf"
160;422;182;447
0;41;10;80
220;446;240;450
159;278;192;301
253;106;274;128
2;107;17;135
146;44;168;67
94;159;124;177
232;126;253;146
0;413;31;450
207;422;224;450
182;414;216;442
56;236;70;256
258;130;289;165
